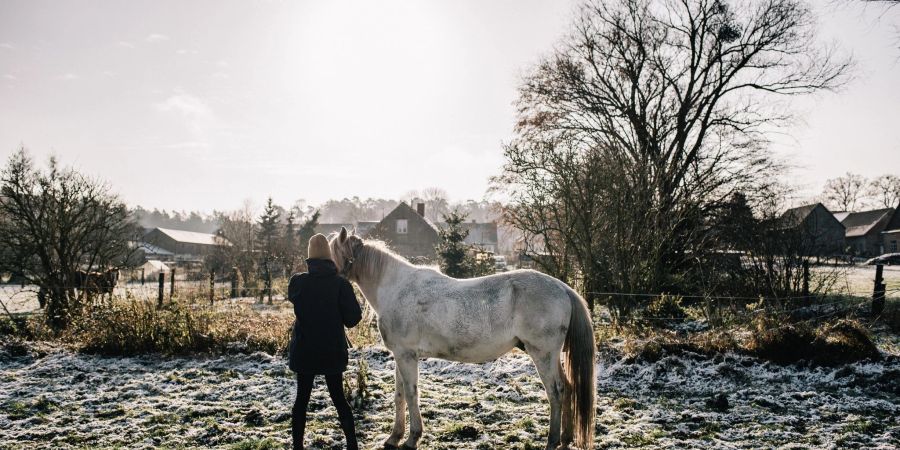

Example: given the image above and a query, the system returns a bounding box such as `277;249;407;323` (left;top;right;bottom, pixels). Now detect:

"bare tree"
495;0;849;313
867;174;900;208
0;147;140;329
822;172;868;211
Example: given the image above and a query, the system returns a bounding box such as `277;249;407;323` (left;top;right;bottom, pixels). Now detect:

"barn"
840;208;895;257
779;203;845;257
142;227;228;263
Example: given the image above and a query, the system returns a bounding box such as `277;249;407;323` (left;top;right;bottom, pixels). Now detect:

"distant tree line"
821;173;900;212
130;207;220;234
205;197;319;303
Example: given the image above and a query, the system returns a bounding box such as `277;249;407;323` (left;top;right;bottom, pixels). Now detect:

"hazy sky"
0;0;898;212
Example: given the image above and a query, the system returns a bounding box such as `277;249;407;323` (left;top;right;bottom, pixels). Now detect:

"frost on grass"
1;345;898;449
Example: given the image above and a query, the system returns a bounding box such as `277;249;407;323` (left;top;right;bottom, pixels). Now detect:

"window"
396;219;408;234
891;240;898;252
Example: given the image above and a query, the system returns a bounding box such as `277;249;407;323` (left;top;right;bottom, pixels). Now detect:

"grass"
614;315;882;366
229;438;282;450
0;284;892;370
439;422;482;441
66;294;293;356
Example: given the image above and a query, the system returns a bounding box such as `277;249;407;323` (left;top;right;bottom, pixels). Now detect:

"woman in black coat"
288;233;363;450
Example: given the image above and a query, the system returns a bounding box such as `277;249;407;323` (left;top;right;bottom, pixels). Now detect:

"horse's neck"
354;246;412;313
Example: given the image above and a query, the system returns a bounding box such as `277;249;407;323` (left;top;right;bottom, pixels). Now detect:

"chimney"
416;202;425;217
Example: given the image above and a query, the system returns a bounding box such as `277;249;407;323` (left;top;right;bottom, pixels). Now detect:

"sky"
0;0;898;213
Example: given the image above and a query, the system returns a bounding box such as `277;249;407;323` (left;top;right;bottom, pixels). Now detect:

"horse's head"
330;226;364;279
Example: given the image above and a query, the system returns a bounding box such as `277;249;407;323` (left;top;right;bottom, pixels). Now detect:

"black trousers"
292;373;358;450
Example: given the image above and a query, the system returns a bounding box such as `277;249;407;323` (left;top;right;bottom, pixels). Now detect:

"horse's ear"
339;226;348;243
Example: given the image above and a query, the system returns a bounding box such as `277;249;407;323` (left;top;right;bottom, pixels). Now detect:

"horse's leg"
395;354;422;450
384;364;407;449
558;358;575;449
526;345;563;450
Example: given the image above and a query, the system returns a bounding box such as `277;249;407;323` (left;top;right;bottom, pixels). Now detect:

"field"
1;265;899;449
1;338;898;449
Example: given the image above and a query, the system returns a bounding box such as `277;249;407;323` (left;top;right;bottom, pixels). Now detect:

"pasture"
1;343;897;449
1;263;898;449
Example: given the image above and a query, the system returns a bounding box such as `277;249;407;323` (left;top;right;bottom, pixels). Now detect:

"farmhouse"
142;227;228;262
367;202;441;261
314;203;501;262
779;203;845;256
882;205;900;254
840;208;895;257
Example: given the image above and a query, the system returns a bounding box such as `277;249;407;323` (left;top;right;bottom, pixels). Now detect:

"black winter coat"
287;258;363;374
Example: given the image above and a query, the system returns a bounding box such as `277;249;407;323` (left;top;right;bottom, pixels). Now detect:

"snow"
1;344;897;449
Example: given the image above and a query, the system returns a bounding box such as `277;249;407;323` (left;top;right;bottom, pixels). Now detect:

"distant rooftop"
841;208;894;238
152;227;222;246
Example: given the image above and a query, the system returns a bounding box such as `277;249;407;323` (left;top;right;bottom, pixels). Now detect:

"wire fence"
583;286;900;324
2;276;897;324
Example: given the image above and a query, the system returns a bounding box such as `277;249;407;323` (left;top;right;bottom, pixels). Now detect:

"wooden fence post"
141;268;145;286
157;272;164;306
170;267;176;299
209;269;215;305
266;263;273;305
802;260;810;305
230;267;238;298
873;264;886;316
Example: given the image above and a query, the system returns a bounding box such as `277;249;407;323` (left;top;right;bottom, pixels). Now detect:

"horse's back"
385;267;574;362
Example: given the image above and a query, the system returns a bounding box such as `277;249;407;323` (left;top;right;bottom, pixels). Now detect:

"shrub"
640;294;688;326
747;319;880;366
71;295;291;356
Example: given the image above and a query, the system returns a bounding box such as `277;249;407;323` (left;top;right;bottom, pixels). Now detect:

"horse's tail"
563;287;596;449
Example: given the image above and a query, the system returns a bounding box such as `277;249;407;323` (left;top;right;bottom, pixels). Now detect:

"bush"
70;295;291;356
640;294;688;326
747;319;880;366
617;318;880;366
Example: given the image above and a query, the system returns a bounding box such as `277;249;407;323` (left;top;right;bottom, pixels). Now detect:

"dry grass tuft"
745;318;880;365
614;317;881;366
68;295;292;356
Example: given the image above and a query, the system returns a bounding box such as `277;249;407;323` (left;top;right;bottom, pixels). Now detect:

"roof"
137;242;174;256
883;203;900;233
437;221;499;245
779;204;820;228
142;260;171;272
153;227;222;246
841;208;894;238
388;202;440;233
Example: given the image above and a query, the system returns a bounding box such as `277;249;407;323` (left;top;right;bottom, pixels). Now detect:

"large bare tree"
0;147;140;329
867;174;900;208
822;172;868;211
495;0;850;312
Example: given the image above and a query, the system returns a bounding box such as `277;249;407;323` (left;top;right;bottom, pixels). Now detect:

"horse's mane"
330;232;439;282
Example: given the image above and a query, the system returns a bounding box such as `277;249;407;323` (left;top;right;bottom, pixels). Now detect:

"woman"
288;233;363;450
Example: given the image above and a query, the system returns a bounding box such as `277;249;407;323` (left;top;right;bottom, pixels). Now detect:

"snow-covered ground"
1;345;897;449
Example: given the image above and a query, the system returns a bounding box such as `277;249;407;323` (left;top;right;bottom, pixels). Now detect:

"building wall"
884;230;900;254
847;234;883;257
369;203;439;260
799;205;845;256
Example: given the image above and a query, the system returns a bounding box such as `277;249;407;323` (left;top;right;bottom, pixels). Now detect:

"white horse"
329;227;596;450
